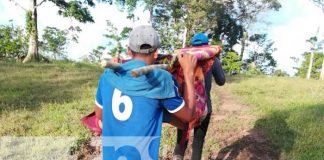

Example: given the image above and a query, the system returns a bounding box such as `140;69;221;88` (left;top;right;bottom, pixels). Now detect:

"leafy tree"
9;0;112;63
244;34;277;74
305;34;324;79
222;51;242;75
230;0;281;61
273;69;289;77
310;0;324;79
103;20;131;57
0;22;27;59
40;27;68;60
311;0;324;12
88;45;106;63
297;52;324;79
116;0;282;76
212;3;244;52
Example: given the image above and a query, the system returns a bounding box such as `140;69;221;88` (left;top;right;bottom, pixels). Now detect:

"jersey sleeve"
160;79;185;113
95;76;104;109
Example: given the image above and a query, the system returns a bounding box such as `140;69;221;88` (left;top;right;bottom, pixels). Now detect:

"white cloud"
268;0;324;75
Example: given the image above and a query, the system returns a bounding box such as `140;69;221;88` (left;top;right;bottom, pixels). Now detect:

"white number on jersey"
112;89;133;121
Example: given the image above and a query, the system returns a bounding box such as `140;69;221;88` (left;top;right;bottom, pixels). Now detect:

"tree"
311;0;324;12
230;0;281;61
103;20;131;58
244;34;277;74
305;35;324;79
273;69;289;77
310;0;324;79
9;0;111;63
222;51;242;75
88;45;105;63
0;22;27;59
40;27;68;60
297;52;324;79
116;0;280;51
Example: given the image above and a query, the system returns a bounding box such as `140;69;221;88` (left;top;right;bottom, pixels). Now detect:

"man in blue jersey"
94;25;197;160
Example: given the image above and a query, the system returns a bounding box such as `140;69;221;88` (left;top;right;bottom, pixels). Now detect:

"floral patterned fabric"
157;45;221;145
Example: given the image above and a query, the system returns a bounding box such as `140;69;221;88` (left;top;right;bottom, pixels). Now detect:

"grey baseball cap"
128;25;160;54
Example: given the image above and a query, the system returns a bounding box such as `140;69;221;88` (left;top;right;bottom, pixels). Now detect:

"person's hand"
112;56;123;63
177;53;197;74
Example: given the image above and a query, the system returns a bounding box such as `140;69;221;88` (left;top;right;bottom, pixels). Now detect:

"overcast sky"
0;0;323;75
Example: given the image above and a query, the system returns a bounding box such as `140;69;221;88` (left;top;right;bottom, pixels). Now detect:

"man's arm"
172;53;197;122
95;105;102;121
94;76;104;122
212;57;226;86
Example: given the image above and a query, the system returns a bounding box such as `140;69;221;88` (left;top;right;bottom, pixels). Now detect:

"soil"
206;87;279;160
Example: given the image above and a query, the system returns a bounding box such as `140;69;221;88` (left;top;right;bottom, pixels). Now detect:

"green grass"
224;75;324;160
0;61;102;145
1;61;323;159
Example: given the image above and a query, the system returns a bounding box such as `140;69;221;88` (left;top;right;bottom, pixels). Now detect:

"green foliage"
114;0;281;55
89;45;106;63
103;20;131;57
41;27;69;60
273;69;289;77
244;34;277;74
300;33;324;79
25;11;33;37
67;25;82;43
297;52;324;79
9;0;114;62
222;52;242;74
152;0;218;51
50;0;95;23
0;23;28;59
245;64;263;75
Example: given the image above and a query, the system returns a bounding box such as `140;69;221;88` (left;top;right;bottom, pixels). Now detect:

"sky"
0;0;323;75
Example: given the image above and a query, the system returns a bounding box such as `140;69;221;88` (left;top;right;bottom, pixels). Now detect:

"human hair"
130;44;157;55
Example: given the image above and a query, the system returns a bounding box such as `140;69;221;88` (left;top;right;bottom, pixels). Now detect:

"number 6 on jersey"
112;89;133;121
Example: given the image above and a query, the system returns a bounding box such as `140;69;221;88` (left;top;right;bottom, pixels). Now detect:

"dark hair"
130;44;157;55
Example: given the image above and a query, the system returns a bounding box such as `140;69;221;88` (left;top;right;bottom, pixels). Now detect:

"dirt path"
205;87;279;160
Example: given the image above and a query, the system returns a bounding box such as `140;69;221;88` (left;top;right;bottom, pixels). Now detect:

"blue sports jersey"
95;75;184;160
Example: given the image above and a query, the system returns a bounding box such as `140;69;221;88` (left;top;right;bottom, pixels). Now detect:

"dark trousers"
174;113;212;160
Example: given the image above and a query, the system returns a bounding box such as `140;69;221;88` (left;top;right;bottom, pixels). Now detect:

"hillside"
0;62;323;159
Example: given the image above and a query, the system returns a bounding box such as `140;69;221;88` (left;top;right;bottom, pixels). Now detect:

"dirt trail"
205;87;279;160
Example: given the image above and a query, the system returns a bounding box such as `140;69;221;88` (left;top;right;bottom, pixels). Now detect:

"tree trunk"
320;58;324;80
182;26;187;48
149;6;153;24
306;52;314;79
23;0;39;63
239;31;248;61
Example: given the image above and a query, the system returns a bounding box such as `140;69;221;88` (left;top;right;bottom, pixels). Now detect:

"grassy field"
1;61;323;159
0;61;102;149
224;75;324;160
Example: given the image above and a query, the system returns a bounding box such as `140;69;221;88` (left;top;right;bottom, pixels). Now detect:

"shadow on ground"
214;103;324;160
214;110;297;160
